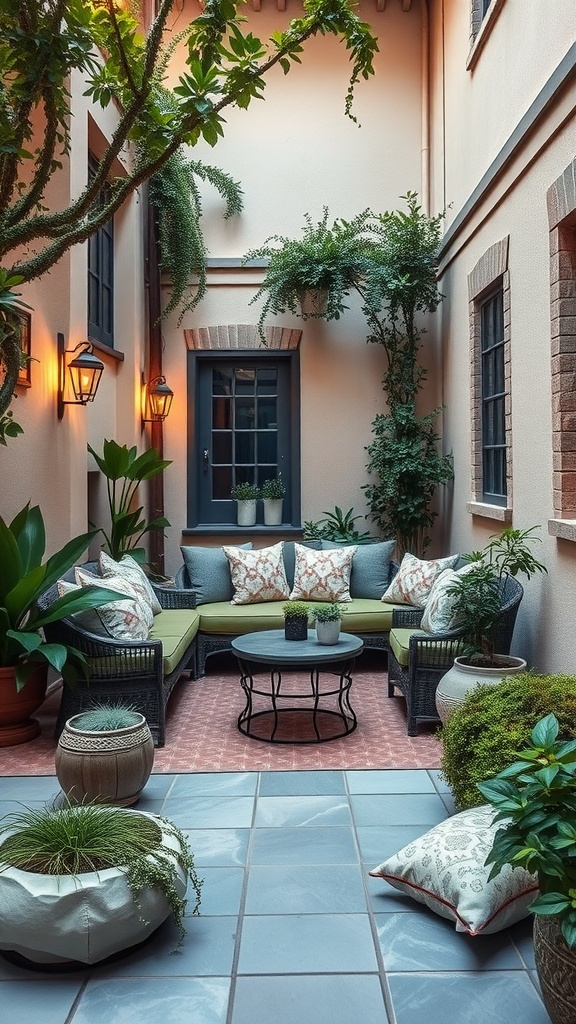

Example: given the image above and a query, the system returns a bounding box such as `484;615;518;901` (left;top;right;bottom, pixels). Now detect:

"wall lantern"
57;333;104;419
142;374;174;426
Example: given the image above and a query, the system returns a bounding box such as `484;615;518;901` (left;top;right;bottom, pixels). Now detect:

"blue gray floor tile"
0;770;552;1023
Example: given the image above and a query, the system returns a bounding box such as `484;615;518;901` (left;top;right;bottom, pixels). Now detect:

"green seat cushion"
338;600;406;633
149;609;200;675
389;628;427;668
197;599;404;636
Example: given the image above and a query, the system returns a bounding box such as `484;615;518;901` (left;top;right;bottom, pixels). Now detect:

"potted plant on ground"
435;527;547;723
0;800;202;967
261;475;286;526
243;209;373;340
231;481;261;527
311;603;344;645
478;713;576;1024
0;504;127;746
55;702;155;806
282;601;310;641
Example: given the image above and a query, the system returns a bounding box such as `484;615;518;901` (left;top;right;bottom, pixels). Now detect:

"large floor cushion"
149;609;200;675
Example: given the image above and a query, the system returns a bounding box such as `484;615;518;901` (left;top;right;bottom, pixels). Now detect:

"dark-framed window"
87;152;114;348
187;350;300;527
482;0;492;16
481;286;506;505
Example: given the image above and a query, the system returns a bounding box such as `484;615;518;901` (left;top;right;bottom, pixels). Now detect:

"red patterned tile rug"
0;653;442;775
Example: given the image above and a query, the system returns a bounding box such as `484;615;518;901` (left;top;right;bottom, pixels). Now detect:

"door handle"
202;449;209;472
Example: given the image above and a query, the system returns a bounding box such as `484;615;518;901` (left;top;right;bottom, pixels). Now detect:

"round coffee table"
231;629;363;743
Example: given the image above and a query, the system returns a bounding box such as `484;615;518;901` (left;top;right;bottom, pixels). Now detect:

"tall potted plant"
0;504;127;746
478;713;576;1024
435;527;547;722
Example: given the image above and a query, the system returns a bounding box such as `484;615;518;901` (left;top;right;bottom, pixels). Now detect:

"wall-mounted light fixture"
57;333;104;419
142;374;174;427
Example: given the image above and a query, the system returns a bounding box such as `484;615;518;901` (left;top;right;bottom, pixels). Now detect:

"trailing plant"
149;149;243;324
73;703;142;732
0;503;126;689
439;672;576;810
311;602;344;623
303;506;372;544
88;439;172;563
243;208;374;340
0;802;202;944
282;601;310;619
231;481;261;501
0;0;378;438
358;193;453;557
478;713;576;948
446;527;547;664
262;475;286;500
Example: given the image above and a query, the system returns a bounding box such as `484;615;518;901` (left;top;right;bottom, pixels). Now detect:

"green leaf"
531;714;559;748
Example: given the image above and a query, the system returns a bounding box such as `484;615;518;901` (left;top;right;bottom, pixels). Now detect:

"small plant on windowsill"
231;482;261;501
261;476;286;500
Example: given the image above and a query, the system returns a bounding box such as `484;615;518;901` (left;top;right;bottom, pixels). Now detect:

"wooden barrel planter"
55;711;154;806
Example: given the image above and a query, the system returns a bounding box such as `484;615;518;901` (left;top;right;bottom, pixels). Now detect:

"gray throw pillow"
321;539;396;599
179;543;252;604
283;540;322;589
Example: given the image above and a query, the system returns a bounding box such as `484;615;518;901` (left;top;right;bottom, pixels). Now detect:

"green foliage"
439;672;576;811
231;481;261;500
282;601;309;619
363;405;453;556
149;146;243;324
243;208;374;339
303;506;372;543
74;703;141;732
262;475;286;499
311;602;344;622
88;439;172;562
0;503;126;686
446;527;547;661
0;802;202;943
0;0;379;431
478;713;576;949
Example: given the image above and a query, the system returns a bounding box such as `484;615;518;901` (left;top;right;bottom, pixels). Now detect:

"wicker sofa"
38;563;199;747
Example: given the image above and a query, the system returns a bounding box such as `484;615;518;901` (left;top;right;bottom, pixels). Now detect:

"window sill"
548;518;576;542
466;501;512;523
88;337;124;363
182;526;303;538
466;0;506;72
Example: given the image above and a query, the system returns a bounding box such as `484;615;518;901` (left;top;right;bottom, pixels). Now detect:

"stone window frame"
547;157;576;543
466;237;513;523
467;0;506;72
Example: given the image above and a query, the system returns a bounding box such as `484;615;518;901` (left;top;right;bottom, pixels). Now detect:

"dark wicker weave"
387;574;524;736
175;559;400;678
37;563;197;747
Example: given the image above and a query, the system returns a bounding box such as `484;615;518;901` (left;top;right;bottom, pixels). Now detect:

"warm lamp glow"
57;334;104;418
142;374;174;425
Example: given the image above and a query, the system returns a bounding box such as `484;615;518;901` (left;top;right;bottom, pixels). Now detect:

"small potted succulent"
282;601;310;641
478;713;576;1024
311;603;344;645
231;481;261;527
261;475;286;526
56;702;154;806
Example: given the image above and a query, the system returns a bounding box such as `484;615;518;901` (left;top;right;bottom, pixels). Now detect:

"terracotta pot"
236;499;257;527
298;288;329;318
533;915;576;1024
435;655;527;725
0;664;48;747
315;620;341;645
55;712;154;806
263;498;283;526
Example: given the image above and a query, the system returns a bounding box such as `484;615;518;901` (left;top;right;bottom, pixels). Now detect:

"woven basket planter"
55;712;154;806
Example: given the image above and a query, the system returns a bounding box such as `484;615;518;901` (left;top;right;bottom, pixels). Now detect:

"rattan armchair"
387;575;524;736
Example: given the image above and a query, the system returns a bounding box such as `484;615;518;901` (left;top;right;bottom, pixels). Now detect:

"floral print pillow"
381;552;459;609
223;542;290;605
289;543;357;602
58;572;151;640
99;551;162;615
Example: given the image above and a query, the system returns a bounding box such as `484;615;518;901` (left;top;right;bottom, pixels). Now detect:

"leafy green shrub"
440;672;576;810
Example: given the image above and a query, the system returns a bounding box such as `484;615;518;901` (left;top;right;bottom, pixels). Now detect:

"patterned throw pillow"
321;539;396;599
289;543;357;602
369;805;538;936
381;552;459;609
99;551;162;615
223;542;290;605
180;543;253;604
420;564;475;633
72;568;152;637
